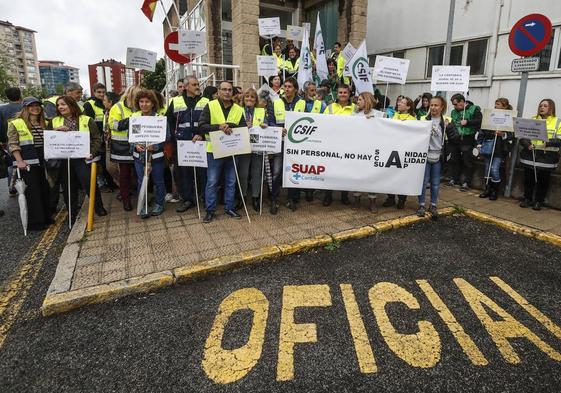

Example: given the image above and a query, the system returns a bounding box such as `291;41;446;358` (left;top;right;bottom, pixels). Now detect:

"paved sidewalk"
42;186;561;315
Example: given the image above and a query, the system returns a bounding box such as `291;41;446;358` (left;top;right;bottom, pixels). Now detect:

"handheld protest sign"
482;109;517;132
513;118;548;142
374;55;410;85
177;141;208;167
258;17;281;38
249;126;282;153
430;66;470;92
178;30;206;56
257;56;278;77
43;131;91;160
209;127;251;159
286;25;303;41
341;43;356;77
126;47;157;71
128;116;167;144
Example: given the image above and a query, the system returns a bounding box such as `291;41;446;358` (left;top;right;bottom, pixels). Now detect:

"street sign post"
504;13;551;198
164;31;191;65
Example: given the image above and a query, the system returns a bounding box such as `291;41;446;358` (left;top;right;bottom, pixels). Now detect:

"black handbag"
0;148;10;179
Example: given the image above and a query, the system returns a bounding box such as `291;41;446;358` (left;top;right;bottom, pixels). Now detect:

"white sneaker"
165;193;174;202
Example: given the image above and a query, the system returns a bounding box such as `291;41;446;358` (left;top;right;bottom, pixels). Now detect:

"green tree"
22;85;47;99
0;54;16;101
141;58;166;92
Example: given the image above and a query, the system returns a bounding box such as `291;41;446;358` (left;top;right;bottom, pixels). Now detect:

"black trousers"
61;159;104;216
19;161;52;228
448;137;475;185
523;167;552;203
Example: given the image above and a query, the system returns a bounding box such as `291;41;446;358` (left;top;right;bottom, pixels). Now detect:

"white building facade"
367;0;561;117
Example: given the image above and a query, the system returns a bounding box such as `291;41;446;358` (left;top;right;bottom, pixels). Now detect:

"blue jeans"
177;165;195;203
418;161;441;206
135;158;166;206
205;153;236;212
484;157;502;182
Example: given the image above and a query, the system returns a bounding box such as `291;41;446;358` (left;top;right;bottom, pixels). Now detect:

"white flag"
314;14;329;81
348;40;374;94
297;27;313;90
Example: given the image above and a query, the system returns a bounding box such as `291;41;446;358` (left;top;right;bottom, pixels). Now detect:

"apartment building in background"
39;61;80;95
87;59;144;94
0;20;41;88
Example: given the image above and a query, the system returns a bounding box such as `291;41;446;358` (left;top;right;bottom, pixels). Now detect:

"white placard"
430;66;470;92
177;141;208;167
209;127;251;159
302;22;311;36
341;43;356;77
286;25;303;41
250;126;282;153
481;109;517;132
374;55;410;85
128;116;167;144
258;17;281;37
178;30;206;55
44;131;90;159
513;118;548;142
257;56;278;77
283;112;431;195
126;47;157;72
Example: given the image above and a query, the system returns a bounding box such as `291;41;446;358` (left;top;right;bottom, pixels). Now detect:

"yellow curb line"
38;207;457;316
463;209;561;247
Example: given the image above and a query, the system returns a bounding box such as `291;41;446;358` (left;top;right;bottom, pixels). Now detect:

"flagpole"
193;167;201;220
232;156;251;223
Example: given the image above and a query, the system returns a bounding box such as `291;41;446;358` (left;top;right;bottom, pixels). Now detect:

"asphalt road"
1;215;561;392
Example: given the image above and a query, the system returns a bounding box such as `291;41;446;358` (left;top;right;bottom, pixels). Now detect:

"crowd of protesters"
1;59;560;229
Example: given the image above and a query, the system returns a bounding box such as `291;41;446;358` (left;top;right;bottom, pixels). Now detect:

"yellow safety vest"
284;58;300;74
392;112;417;121
207;99;244;153
85;99;105;122
43;96;59;105
9;118;41;165
109;102;133;140
531;115;561;147
274;54;284;71
294;100;322;114
196;97;210;110
243;107;265;127
324;102;355;115
171;96;187;113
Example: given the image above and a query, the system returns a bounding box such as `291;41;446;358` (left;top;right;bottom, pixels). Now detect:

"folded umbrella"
15;167;28;236
136;147;151;216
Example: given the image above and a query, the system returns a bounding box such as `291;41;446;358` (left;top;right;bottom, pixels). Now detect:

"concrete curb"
38;206;459;316
463;209;561;248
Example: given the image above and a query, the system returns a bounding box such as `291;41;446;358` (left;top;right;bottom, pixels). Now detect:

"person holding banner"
322;84;355;207
7;97;53;230
48;96;106;219
284;47;300;78
414;93;433;120
416;96;459;220
519;99;561;210
269;77;302;213
239;88;268;212
109;85;141;211
448;94;482;191
476;98;514;201
198;81;247;223
119;89;170;218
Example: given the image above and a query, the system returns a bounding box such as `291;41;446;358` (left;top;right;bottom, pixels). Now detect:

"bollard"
87;162;97;232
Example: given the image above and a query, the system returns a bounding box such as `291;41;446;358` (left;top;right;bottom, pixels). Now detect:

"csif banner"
348;41;374;94
282;112;431;195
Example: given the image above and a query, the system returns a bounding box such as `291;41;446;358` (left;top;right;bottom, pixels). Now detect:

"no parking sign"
508;14;552;57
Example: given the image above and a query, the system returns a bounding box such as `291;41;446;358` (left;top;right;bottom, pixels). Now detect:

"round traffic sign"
164;31;191;64
508;14;552;57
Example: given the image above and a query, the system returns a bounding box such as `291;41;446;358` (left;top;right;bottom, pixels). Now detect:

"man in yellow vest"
198;81;247;223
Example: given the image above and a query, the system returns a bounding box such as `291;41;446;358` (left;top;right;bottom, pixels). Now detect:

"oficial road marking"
454;278;561;364
369;282;441;368
340;284;377;373
0;210;66;348
417;279;488;366
202;288;269;384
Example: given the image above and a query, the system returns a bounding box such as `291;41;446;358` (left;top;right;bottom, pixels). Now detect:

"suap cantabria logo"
288;117;318;143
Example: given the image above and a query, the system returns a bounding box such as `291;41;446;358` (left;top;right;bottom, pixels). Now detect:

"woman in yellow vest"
238;88;268;212
383;96;417;210
47;96;106;220
519;99;561;210
7;97;53;230
273;44;285;76
284;47;300;78
322;84;355;206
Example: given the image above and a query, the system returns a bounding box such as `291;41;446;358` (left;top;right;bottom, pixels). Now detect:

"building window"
427;45;462;77
467;39;487;75
393;50;405;59
535;31;554;71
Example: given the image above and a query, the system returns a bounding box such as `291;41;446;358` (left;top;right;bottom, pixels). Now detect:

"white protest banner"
513;118;548;142
297;27;313;89
314;14;329;81
283;112;430;195
370;110;386;119
44;131;90;159
257;56;278;77
348;41;374;94
128;116;167;144
374;55;410;85
209;127;251;159
177;141;208;167
258;17;281;37
178;30;206;55
341;43;356;77
430;66;470;92
482;109;517;132
286;25;303;41
126;47;157;72
250;126;282;153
